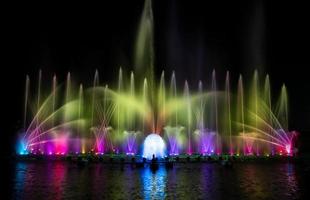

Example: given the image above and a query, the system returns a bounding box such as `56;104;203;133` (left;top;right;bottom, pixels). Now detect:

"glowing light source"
142;133;166;159
19;150;28;155
17;139;28;155
285;144;291;154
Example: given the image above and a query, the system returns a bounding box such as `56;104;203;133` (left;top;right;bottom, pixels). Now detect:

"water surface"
6;161;310;199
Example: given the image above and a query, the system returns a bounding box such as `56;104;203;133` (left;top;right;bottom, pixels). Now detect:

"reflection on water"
140;167;167;199
10;161;309;200
14;162;27;199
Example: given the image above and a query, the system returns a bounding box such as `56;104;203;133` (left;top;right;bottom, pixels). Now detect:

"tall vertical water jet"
117;68;123;136
128;71;135;130
184;81;192;154
237;75;245;155
104;84;114;152
91;70;99;127
211;70;220;154
195;80;209;154
198;80;204;130
36;70;42;149
24;75;30;131
134;0;154;83
51;74;57;126
277;84;288;131
103;84;108;124
65;72;71;103
37;70;42;113
135;0;155;132
264;75;272;125
78;84;83;130
264;75;273;153
142;78;148;133
64;72;71;122
157;71;166;132
78;84;84;153
250;70;259;154
36;70;42;135
59;72;71;154
170;71;178;127
225;71;232;155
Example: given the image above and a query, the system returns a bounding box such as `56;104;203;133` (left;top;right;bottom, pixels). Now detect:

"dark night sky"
1;0;310;154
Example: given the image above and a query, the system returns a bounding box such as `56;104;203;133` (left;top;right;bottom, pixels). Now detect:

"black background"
1;0;310;156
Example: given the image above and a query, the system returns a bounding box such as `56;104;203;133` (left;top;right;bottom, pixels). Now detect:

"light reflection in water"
14;162;27;199
285;163;299;195
11;162;306;200
140;166;167;199
49;162;66;200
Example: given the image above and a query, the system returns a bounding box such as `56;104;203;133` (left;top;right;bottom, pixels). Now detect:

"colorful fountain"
17;68;298;158
17;0;298;158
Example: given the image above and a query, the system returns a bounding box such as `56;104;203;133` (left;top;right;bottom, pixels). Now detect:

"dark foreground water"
5;161;310;200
